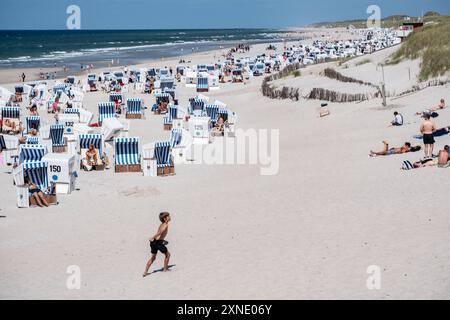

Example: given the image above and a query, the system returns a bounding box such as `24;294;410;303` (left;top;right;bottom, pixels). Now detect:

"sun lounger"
50;124;66;153
98;102;116;125
114;137;141;173
126;98;143;119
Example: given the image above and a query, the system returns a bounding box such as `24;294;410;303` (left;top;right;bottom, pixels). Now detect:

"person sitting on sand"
25;177;49;207
390;111;403;126
438;145;450;168
143;212;172;277
370;141;412;157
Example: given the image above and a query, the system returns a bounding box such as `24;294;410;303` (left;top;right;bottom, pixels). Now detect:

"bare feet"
142;273;149;277
163;268;171;272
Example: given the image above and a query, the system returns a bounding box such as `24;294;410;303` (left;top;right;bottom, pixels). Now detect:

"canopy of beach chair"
126;98;143;115
23;160;49;190
154;141;171;167
50;124;65;147
79;133;104;156
19;144;46;163
98;102;116;123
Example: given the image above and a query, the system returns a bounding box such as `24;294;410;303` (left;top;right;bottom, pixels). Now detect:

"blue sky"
0;0;448;29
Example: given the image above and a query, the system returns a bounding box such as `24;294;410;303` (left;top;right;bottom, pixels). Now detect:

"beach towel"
413;128;449;139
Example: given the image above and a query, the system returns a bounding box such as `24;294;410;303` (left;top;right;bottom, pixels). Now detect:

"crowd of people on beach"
370;98;450;170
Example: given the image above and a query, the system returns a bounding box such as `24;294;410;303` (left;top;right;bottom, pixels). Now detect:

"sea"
0;29;299;71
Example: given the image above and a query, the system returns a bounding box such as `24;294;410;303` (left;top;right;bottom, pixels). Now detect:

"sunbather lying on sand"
3;119;23;134
370;141;414;157
402;146;450;170
430;98;446;112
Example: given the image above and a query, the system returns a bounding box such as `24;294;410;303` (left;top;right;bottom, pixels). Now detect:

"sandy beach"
1;27;449;300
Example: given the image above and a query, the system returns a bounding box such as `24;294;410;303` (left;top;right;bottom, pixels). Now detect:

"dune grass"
387;16;450;81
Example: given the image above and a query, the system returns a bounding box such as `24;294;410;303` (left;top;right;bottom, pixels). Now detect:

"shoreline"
0;27;361;85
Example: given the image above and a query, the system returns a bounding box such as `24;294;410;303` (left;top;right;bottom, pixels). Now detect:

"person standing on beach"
420;113;436;159
143;212;172;277
21;73;26;82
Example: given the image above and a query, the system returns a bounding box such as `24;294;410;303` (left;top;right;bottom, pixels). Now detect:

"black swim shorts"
150;240;168;255
423;133;435;145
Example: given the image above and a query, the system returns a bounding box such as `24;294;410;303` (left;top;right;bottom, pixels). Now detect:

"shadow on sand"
149;264;176;275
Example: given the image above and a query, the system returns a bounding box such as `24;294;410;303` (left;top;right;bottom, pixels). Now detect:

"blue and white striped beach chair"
79;133;104;170
98;102;116;124
24;160;49;191
126;98;143;119
160;78;175;92
50;124;66;152
19;144;46;163
114;137;141;172
26;116;40;133
155;92;171;106
109;93;124;104
190;98;206;116
1;106;21;133
218;108;229;122
206;104;219;127
168;104;178;120
196;77;209;92
53;83;69;95
154;141;174;176
164;88;176;100
79;133;103;156
170;128;183;148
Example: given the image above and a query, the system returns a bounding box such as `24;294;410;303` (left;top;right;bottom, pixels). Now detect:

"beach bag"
402;160;414;170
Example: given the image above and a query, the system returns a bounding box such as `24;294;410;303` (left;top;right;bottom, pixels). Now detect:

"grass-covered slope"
387;16;450;81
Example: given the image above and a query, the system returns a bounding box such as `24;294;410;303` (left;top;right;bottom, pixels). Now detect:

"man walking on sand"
143;212;172;277
420;112;436;159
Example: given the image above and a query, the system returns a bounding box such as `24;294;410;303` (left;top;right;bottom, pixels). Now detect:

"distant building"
396;22;424;41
